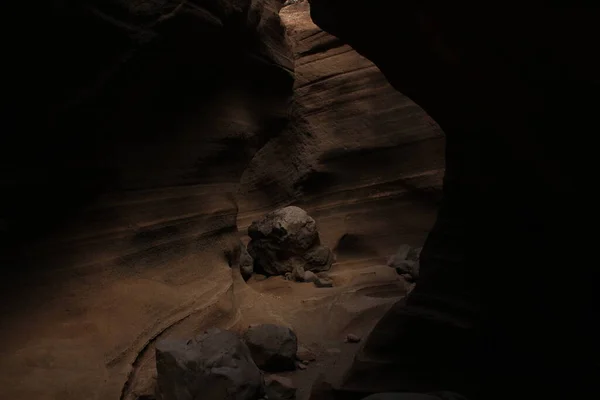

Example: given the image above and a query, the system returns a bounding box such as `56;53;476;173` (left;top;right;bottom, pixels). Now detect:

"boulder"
264;375;297;400
155;329;262;400
243;324;298;372
247;206;333;275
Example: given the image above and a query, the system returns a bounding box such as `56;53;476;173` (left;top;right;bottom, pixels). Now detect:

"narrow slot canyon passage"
0;1;596;400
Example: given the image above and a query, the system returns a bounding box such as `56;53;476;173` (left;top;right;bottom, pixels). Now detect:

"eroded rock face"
243;324;298;371
247;206;333;275
155;329;262;400
1;1;294;399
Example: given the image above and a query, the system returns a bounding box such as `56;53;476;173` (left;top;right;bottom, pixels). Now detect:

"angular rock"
243;324;298;372
264;375;297;400
314;277;333;288
156;329;262;400
247;206;333;275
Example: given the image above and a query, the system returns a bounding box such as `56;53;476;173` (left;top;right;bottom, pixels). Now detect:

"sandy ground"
125;259;413;400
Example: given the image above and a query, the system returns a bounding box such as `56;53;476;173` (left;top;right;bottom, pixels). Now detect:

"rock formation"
0;1;442;396
243;324;298;372
247;206;333;275
155;329;262;400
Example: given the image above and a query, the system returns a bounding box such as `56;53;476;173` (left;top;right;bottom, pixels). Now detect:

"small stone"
297;362;307;370
264;375;297;400
303;270;317;283
292;265;305;282
284;272;293;281
302;360;309;365
314;277;333;288
345;333;361;343
296;345;316;362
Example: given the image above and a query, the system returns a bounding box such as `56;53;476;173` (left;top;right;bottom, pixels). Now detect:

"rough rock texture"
155;329;262;400
247;206;333;275
243;324;298;371
307;1;598;399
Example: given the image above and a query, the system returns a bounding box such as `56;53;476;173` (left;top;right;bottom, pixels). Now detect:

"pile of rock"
155;324;306;400
247;206;334;279
387;244;422;282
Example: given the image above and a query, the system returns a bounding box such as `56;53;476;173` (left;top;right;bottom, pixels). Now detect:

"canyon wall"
0;1;443;399
239;1;444;262
308;1;598;398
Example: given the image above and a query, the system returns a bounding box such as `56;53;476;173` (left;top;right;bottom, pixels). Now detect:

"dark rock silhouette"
243;324;299;372
156;329;262;400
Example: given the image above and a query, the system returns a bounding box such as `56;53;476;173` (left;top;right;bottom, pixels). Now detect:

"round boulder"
247;206;333;275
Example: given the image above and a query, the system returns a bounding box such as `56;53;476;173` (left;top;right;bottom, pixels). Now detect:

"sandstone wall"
0;1;444;399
